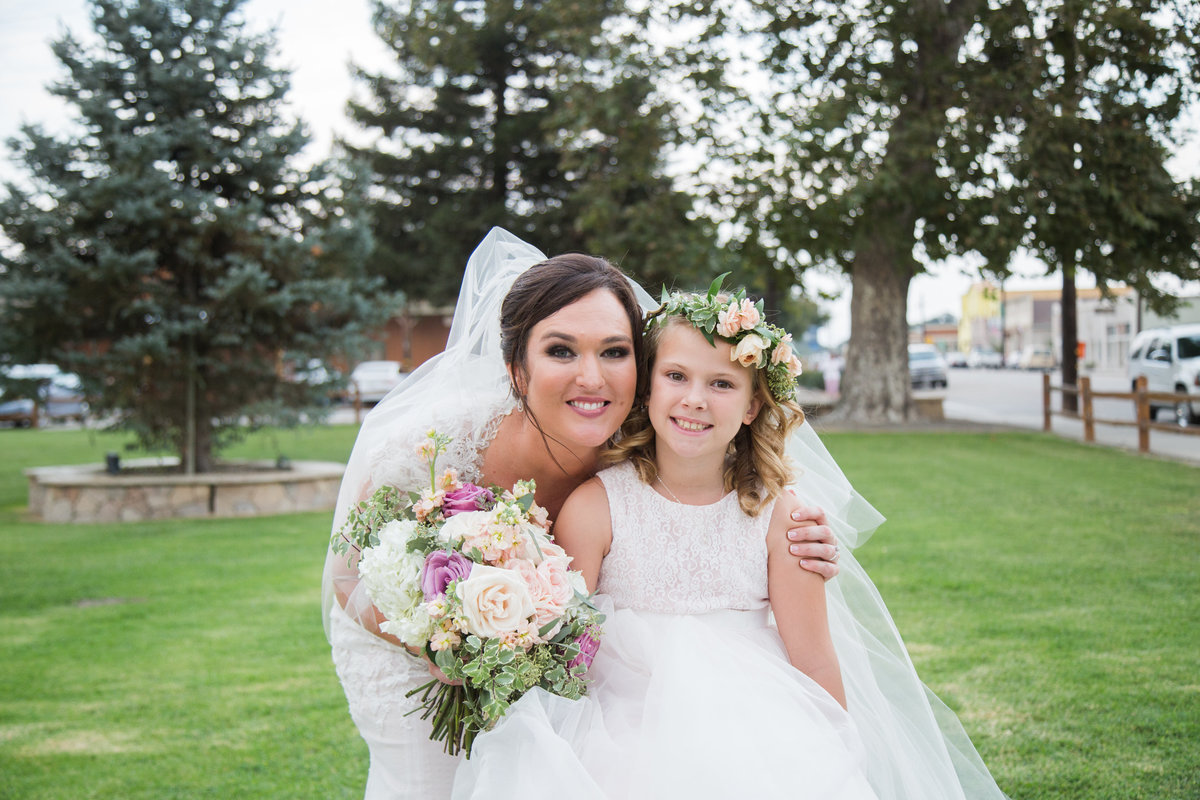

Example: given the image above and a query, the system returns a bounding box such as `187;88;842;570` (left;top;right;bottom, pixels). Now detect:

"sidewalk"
802;384;1200;468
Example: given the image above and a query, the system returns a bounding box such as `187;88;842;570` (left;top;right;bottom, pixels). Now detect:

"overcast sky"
3;1;1196;346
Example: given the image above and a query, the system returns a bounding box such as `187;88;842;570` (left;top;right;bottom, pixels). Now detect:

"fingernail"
790;545;801;555
788;531;799;541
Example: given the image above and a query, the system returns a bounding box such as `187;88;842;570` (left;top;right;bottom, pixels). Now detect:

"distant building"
909;313;959;352
960;282;1138;370
1143;295;1200;328
367;301;454;370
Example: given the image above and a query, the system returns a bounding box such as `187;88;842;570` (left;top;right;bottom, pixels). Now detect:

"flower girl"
453;280;1007;800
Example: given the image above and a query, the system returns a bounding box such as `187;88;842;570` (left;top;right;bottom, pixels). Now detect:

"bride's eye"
546;345;575;359
601;346;631;359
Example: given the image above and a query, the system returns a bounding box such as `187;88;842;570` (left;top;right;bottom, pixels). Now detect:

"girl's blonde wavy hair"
603;316;805;516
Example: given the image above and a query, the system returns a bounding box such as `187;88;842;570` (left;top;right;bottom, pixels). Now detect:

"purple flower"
567;626;602;672
442;483;496;517
421;550;473;601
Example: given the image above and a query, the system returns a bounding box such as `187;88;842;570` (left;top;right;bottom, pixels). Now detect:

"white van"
1128;324;1200;426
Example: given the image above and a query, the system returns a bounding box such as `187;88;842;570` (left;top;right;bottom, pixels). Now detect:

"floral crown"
645;273;804;403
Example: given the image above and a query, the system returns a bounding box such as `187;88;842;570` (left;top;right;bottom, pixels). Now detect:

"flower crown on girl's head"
645;273;804;403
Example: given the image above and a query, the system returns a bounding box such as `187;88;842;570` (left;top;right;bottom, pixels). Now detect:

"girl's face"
514;289;638;450
648;323;762;464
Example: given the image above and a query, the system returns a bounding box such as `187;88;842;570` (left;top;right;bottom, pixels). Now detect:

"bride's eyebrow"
540;332;632;346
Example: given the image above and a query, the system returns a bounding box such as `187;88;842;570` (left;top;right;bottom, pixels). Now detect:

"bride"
321;229;844;798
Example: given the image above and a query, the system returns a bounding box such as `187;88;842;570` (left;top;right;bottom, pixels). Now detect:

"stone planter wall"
25;458;345;523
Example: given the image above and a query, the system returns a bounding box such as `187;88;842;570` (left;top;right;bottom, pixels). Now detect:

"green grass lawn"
1;424;1197;799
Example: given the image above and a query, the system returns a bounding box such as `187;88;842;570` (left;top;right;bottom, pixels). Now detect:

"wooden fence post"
1081;376;1094;442
1135;376;1150;453
1042;372;1052;432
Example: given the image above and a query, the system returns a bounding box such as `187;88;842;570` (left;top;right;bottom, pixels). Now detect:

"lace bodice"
596;461;774;614
367;390;513;493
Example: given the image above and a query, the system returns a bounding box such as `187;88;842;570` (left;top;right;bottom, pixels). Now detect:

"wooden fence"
1042;373;1199;453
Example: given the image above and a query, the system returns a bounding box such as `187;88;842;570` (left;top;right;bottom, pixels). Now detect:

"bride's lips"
567;397;611;418
670;416;712;434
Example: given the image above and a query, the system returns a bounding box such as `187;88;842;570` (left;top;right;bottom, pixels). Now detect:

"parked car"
0;368;88;427
348;360;405;403
908;344;948;389
1127;323;1200;426
945;350;969;369
1017;347;1056;371
966;347;1004;369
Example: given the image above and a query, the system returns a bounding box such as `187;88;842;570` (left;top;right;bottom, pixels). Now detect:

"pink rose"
420;549;473;601
510;559;567;633
735;298;761;330
442;483;495;517
770;333;794;366
567;625;602;672
538;557;576;608
787;353;804;378
716;300;745;337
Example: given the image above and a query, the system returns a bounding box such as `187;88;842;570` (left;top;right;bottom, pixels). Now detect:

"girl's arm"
767;495;847;709
550;477;613;593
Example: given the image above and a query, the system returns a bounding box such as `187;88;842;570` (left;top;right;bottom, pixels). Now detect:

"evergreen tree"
0;0;395;472
346;0;718;303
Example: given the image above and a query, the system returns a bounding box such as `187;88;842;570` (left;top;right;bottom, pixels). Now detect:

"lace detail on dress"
367;391;514;492
596;461;774;615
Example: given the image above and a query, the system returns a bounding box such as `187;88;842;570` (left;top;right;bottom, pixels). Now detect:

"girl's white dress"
452;461;879;799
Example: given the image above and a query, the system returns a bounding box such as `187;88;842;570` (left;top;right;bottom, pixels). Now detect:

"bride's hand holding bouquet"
331;431;605;756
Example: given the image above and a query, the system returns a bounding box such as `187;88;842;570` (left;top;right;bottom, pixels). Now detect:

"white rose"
517;523;564;564
731;334;769;368
455;565;535;638
438;509;488;543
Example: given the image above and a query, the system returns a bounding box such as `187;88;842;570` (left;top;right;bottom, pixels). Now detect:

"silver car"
908;344;949;389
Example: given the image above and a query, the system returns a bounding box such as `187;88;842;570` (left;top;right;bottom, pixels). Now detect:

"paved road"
943;367;1200;466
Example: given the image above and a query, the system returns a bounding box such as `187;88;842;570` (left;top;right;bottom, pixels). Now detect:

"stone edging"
25;458;345;523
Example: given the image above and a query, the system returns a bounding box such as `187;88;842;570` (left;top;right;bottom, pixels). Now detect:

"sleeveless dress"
451;461;878;799
327;394;511;799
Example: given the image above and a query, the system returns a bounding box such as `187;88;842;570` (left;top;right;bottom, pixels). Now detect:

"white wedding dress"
327;391;513;798
452;461;879;799
323;228;1009;800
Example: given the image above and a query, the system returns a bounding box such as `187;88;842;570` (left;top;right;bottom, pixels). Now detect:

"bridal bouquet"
331;430;604;756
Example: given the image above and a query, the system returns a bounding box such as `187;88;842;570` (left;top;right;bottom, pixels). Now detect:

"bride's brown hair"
604;316;805;516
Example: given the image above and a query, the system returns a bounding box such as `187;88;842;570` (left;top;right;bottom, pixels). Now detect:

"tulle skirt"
452;602;878;799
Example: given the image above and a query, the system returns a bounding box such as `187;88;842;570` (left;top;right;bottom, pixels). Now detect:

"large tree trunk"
830;239;915;424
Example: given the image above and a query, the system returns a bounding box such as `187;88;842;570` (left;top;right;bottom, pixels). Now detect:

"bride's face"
514;288;638;450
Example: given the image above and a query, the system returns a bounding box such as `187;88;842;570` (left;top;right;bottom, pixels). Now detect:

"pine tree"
345;0;718;303
0;0;395;472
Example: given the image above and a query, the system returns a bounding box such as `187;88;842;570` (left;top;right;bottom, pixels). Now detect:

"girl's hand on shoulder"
781;490;840;581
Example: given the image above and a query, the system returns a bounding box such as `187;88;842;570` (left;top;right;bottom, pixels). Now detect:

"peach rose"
731;334;769;368
770;333;794;365
455;565;535;638
538;557;576;608
787;353;804;378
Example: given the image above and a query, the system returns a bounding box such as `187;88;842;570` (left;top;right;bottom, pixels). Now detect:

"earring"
516;396;524;413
